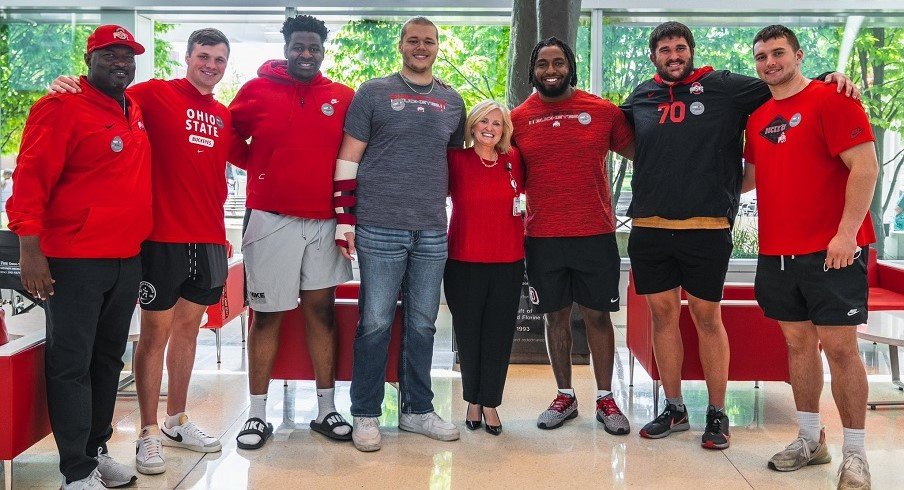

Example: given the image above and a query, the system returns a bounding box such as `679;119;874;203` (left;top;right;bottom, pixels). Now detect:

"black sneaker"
701;405;730;449
639;403;689;439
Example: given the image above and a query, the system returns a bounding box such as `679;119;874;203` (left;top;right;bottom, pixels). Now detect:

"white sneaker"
399;412;460;441
95;448;138;487
61;468;106;490
352;416;382;452
161;415;222;453
135;434;166;475
837;453;871;490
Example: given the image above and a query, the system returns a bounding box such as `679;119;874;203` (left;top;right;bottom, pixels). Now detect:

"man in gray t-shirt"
333;16;465;452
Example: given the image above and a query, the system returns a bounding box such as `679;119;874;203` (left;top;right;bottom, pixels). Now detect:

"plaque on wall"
509;272;590;364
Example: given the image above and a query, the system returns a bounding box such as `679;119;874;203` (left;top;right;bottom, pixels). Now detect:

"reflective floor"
4;307;904;489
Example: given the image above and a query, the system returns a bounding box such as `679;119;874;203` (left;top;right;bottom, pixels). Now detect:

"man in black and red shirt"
621;21;856;450
8;25;150;489
512;38;635;435
743;25;876;489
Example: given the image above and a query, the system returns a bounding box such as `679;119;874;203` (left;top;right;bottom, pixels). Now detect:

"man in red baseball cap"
7;24;149;489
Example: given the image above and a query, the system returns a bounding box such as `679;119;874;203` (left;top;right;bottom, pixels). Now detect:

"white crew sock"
596;390;612;399
666;396;685;411
796;411;822;444
249;394;267;421
558;388;575;397
842;427;866;457
315;388;337;422
237;395;268;446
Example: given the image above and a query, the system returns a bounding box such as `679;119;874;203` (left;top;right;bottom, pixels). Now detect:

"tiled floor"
4;306;903;489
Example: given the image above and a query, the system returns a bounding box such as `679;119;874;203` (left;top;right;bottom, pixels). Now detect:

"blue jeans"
350;225;447;417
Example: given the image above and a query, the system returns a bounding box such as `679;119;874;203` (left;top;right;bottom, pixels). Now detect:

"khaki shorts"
242;210;352;312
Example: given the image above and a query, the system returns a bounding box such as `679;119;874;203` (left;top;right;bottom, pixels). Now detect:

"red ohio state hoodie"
229;61;354;218
7;78;152;258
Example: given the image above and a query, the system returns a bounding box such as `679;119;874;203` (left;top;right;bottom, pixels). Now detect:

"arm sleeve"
5;97;71;236
821;93;875;157
609;104;635;152
227;83;256;142
619;88;638;126
343;84;374;143
725;71;772;116
448;101;466;149
333;158;359;246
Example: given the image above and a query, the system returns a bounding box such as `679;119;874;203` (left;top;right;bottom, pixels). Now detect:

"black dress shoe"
483;408;502;436
466;404;482;430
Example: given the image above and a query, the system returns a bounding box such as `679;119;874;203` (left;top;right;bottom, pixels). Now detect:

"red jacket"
7;78;152;258
229;62;353;218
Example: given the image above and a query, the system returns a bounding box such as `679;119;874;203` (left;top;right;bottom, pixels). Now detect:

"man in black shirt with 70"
621;21;857;450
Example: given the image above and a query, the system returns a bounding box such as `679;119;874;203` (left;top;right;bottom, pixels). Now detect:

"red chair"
203;253;247;363
268;281;402;383
1;327;51;489
626;272;789;408
0;310;8;346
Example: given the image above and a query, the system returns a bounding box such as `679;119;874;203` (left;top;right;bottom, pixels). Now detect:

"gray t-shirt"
344;73;465;230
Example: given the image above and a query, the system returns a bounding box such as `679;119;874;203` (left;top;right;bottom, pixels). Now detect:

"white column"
590;9;602;95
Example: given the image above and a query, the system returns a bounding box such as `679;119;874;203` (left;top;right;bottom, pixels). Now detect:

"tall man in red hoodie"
50;28;243;475
7;25;151;489
228;14;354;449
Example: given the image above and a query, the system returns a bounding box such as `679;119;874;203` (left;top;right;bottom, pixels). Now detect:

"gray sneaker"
768;430;832;472
61;469;106;490
399;412;460;441
596;394;630;435
837;453;871;490
537;392;578;430
95;448;138;487
352;416;382;452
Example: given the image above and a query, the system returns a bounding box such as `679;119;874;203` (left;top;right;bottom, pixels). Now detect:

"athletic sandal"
309;412;353;441
236;417;273;450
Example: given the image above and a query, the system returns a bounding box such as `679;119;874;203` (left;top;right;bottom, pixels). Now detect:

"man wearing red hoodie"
8;25;151;489
228;14;354;449
50;28;243;475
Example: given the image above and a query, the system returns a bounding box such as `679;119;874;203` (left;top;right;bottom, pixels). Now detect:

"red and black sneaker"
701;405;731;449
639;403;689;439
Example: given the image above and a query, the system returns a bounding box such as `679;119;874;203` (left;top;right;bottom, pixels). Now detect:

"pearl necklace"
478;150;499;168
399;72;435;95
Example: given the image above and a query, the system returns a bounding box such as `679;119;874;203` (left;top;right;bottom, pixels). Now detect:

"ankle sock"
666;396;685;411
164;412;185;429
842;427;866;457
140;424;159;438
709;405;725;414
558;388;575;397
315;388;337;423
249;394;267;421
796;411;822;443
596;389;612;399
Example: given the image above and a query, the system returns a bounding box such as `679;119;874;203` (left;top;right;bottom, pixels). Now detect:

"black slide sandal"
309;412;353;441
236;417;273;450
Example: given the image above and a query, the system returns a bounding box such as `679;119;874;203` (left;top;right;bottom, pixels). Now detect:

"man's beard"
532;75;570;98
656;57;694;83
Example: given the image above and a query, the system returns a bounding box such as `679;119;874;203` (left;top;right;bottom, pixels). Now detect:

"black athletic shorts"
524;233;621;313
754;248;868;326
628;227;732;302
139;241;228;311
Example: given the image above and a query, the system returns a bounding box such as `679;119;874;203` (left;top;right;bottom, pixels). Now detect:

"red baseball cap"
86;25;145;55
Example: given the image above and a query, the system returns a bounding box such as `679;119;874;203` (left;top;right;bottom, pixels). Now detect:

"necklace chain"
399;72;435;95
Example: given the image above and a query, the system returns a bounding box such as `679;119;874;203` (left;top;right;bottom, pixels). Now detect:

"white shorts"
242;210;352;312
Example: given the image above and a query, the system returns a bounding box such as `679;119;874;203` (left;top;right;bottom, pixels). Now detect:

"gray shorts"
242;210;352;312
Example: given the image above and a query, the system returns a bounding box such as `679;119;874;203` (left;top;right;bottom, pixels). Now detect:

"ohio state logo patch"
760;115;791;144
138;281;156;305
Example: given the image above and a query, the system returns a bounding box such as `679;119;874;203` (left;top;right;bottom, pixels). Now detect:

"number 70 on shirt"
657;101;686;124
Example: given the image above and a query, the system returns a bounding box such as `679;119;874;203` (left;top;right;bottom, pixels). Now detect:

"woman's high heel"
466;403;482;430
483;407;502;436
